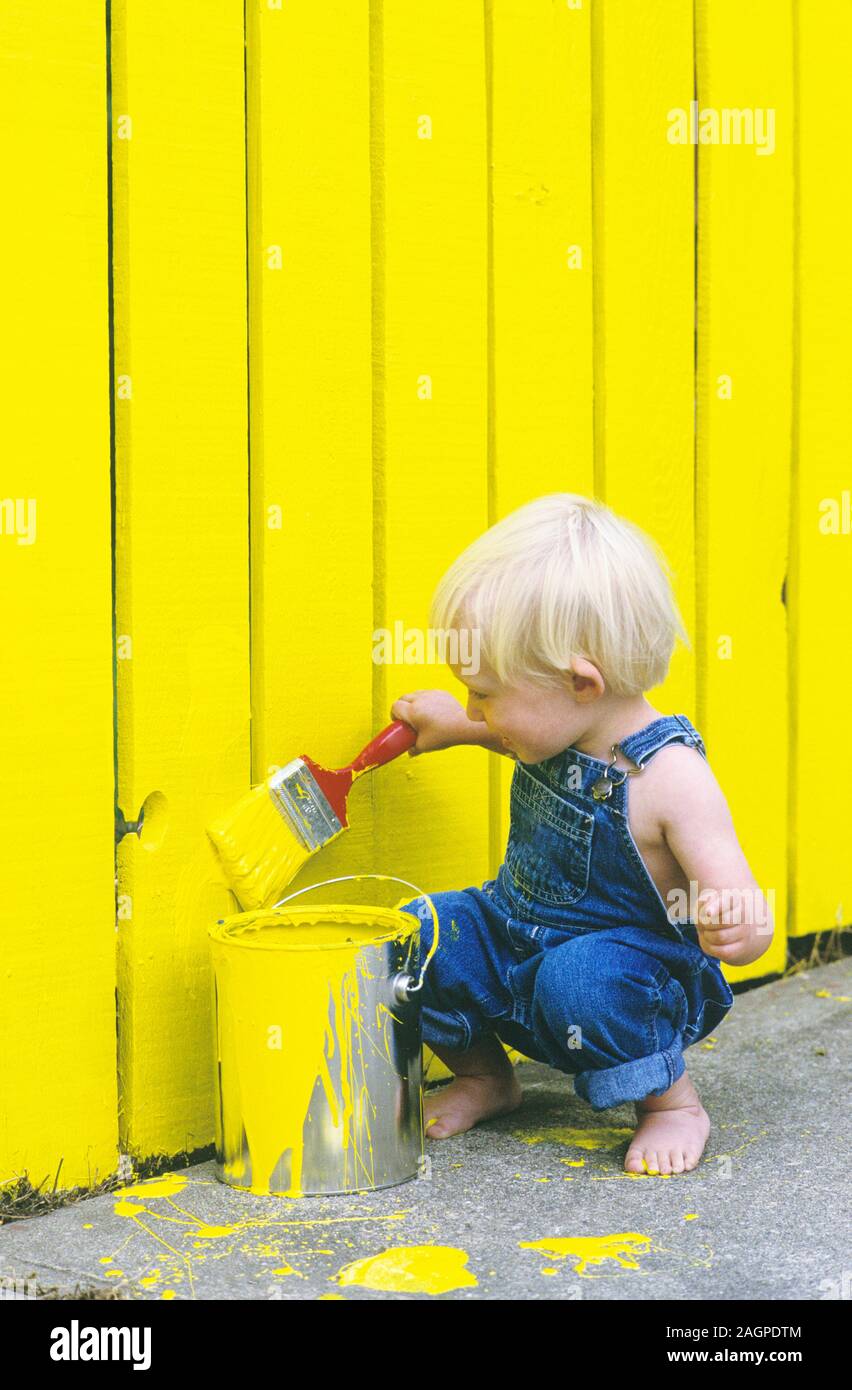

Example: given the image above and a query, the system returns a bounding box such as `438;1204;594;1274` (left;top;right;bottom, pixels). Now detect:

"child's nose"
466;698;485;722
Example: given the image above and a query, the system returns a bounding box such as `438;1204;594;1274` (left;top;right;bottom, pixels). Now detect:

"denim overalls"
399;713;735;1111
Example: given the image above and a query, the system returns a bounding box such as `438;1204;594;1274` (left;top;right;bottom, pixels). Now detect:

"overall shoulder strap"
617;714;707;768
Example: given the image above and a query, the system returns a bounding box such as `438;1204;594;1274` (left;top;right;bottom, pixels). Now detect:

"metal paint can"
208;874;437;1197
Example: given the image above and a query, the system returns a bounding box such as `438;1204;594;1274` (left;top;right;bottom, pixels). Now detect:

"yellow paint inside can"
209;903;424;1198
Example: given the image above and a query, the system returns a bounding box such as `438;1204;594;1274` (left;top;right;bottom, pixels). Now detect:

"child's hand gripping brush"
206;720;417;910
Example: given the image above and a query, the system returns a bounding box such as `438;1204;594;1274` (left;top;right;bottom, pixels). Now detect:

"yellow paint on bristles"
207;780;335;911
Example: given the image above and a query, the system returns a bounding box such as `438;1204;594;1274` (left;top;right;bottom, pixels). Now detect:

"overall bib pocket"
501;765;594;910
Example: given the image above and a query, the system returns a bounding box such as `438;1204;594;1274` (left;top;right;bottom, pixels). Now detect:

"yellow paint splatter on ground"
684;1213;698;1221
519;1233;651;1277
114;1173;188;1200
336;1245;478;1295
192;1223;239;1240
113;1200;148;1217
815;989;850;1001
109;1187;413;1299
515;1126;633;1152
710;1130;768;1165
560;1159;585;1167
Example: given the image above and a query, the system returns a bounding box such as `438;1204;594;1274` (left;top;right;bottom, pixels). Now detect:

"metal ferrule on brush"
267;760;343;851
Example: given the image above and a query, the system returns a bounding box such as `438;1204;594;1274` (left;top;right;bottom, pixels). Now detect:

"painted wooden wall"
2;0;849;1189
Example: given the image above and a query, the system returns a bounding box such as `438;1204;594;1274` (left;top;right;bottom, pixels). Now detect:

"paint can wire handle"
270;873;439;995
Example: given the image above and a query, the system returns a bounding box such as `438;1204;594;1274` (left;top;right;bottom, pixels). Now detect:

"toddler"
392;493;773;1176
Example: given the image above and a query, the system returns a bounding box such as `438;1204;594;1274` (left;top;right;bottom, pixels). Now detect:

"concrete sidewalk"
1;958;849;1300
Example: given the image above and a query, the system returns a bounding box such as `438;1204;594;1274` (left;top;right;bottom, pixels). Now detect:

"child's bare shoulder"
643;739;712;783
638;741;734;835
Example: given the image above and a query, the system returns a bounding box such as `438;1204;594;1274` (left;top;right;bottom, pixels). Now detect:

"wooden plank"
789;0;852;937
374;1;491;903
0;1;117;1189
246;0;374;892
374;1;491;1084
489;0;595;873
112;0;251;1158
695;0;791;977
592;0;695;714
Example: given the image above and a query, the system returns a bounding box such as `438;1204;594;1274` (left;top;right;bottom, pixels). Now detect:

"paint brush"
207;720;417;911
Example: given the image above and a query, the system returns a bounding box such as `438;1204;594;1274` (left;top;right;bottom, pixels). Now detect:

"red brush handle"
348;720;417;773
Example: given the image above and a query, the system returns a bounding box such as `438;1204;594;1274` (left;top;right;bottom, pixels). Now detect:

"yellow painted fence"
1;0;849;1192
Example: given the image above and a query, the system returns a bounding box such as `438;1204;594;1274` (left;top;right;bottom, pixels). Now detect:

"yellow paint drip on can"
209;901;427;1198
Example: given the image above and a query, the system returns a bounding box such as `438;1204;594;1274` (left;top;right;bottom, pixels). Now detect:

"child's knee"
396;891;451;953
529;942;678;1062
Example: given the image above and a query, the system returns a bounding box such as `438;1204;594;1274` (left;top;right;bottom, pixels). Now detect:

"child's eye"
471;691;487;700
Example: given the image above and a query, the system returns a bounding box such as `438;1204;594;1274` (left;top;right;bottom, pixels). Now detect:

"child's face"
451;655;589;764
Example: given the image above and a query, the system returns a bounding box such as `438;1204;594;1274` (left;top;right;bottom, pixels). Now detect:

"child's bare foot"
424;1071;523;1139
424;1032;523;1139
624;1069;710;1175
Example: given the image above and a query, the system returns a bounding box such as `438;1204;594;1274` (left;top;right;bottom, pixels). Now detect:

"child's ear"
566;657;606;701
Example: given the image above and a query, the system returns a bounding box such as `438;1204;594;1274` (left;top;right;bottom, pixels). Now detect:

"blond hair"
428;493;689;696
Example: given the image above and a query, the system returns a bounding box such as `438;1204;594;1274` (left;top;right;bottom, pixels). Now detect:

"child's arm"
390;690;514;758
655;748;774;968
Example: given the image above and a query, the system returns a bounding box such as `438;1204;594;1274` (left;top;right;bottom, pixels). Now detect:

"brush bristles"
207;783;313;911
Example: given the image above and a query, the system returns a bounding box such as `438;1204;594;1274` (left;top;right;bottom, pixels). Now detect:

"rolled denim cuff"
573;1043;686;1112
421;1005;472;1053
